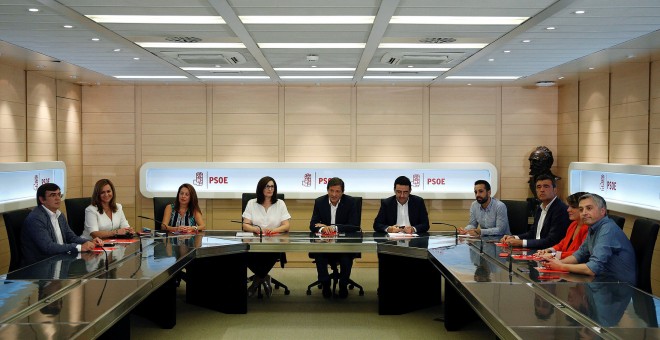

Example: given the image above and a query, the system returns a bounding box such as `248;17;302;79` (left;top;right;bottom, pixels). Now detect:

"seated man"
459;180;510;237
22;183;103;267
373;176;429;234
500;174;570;248
309;177;359;299
544;194;636;285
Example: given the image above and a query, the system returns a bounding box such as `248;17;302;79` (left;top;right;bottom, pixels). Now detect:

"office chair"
64;197;91;236
608;213;625;230
306;196;365;297
241;193;290;298
153;197;174;230
3;208;31;272
501;200;530;235
629;218;659;294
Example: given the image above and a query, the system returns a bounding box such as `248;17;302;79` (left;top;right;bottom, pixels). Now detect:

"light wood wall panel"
356;87;424;162
500;87;558;199
557;82;579;198
649;60;660;165
609;63;649;165
284;87;352;162
579;74;610;163
57;96;82;197
26;73;57;162
82;85;137;227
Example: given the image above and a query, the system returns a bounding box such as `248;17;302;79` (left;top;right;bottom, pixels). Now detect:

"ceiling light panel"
86;15;226;24
239;16;374;24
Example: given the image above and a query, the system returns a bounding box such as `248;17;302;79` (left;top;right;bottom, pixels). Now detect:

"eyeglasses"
265;185;275;189
47;192;63;198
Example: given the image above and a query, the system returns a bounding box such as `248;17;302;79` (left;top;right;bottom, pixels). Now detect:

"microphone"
432;222;458;239
231;220;262;240
138;215;166;230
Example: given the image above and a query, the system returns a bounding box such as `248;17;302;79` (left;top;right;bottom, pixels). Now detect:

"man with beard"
459;180;510;237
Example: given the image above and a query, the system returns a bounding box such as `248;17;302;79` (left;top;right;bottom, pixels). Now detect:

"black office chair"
307;196;365;297
241;193;290;297
153;197;175;230
501;200;530;235
3;208;31;272
608;213;625;230
64;197;91;236
629;218;659;294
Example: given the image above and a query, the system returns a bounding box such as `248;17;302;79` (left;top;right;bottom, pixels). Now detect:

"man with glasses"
22;183;103;267
373;176;429;234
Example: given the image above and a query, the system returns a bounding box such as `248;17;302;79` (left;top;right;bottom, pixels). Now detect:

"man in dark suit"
309;177;360;298
22;183;102;267
373;176;430;234
501;174;570;249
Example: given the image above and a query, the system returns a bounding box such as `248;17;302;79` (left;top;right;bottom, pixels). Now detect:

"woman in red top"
536;191;589;260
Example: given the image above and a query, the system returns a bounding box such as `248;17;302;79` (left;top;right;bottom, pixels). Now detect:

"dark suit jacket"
309;194;359;230
373;195;430;233
516;197;570;249
21;206;88;266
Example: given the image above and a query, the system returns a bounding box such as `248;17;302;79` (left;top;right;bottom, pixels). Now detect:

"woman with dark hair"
83;179;134;239
536;192;589;259
242;176;291;297
162;183;206;233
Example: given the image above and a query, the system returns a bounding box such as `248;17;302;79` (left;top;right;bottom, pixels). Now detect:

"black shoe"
338;284;348;299
322;281;332;298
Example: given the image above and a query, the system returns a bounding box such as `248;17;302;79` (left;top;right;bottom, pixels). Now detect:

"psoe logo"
301;173;312;187
412;174;421;188
599;174;605;192
193;172;204;186
33;175;39;190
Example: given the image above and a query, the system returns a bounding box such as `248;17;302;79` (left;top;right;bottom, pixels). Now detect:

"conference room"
1;0;660;339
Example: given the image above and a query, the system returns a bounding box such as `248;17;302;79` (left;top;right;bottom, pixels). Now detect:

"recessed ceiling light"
367;68;450;72
446;76;520;80
137;42;246;49
574;10;585;14
378;43;487;49
215;65;221;68
467;83;472;86
558;77;564;80
522;39;531;43
91;38;100;41
258;43;365;49
488;58;495;62
390;16;528;25
113;48;121;52
114;76;188;79
503;50;511;53
546;27;556;30
408;65;414;68
627;54;635;59
87;15;225;24
589;67;595;70
197;76;271;79
311;65;317;68
133;57;140;60
63;25;74;29
535;81;555;87
239;16;374;24
28;8;39;12
69;75;77;79
182;67;264;71
274;68;355;71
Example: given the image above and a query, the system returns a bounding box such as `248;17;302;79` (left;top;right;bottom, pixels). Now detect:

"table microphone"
432;222;458;239
231;220;262;240
138;215;166;230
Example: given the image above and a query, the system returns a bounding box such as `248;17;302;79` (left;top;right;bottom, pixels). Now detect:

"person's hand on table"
386;225;402;233
81;241;97;252
457;227;468;235
466;229;480;237
504;238;523;247
543;258;565;271
262;228;275;236
402;226;415;234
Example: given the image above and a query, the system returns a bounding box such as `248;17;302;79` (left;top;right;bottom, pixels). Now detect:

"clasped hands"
457;227;480;236
315;223;337;235
81;237;104;252
386;225;415;234
499;235;523;247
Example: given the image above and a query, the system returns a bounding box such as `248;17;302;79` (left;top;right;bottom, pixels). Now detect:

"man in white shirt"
500;174;570;249
22;183;102;267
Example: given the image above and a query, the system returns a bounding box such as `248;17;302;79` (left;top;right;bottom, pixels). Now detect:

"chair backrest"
3;208;31;272
64;197;91;236
501;200;530;235
630;218;660;294
608;213;626;230
353;196;363;225
241;193;285;217
153;197;175;230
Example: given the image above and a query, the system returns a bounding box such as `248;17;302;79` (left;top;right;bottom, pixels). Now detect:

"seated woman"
83;179;134;239
536;191;589;260
161;183;206;233
242;176;290;297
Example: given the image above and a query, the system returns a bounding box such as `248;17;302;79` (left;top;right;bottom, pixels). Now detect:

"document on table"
387;232;418;238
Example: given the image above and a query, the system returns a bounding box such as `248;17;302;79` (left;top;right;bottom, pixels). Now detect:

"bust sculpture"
528;146;561;198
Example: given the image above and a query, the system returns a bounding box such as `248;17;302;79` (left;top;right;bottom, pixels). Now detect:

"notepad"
387;232;418;238
458;234;479;238
511;254;539;261
92;247;117;252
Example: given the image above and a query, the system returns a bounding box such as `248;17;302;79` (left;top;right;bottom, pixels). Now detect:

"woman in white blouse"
242;176;291;297
83;179;134;239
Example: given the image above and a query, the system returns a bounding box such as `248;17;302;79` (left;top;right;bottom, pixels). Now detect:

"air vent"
380;52;463;66
161;51;246;65
165;36;202;43
419;37;456;44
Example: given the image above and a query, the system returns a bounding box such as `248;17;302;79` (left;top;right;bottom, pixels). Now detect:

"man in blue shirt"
459;180;510;237
544;193;636;285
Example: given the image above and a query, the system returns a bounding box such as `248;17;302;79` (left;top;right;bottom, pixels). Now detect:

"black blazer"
309;194;359;231
516;197;570;249
373;195;430;233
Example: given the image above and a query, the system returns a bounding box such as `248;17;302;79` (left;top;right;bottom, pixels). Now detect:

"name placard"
139;162;497;199
569;162;660;220
0;162;67;213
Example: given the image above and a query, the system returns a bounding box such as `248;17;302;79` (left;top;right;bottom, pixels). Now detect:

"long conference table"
0;230;658;339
